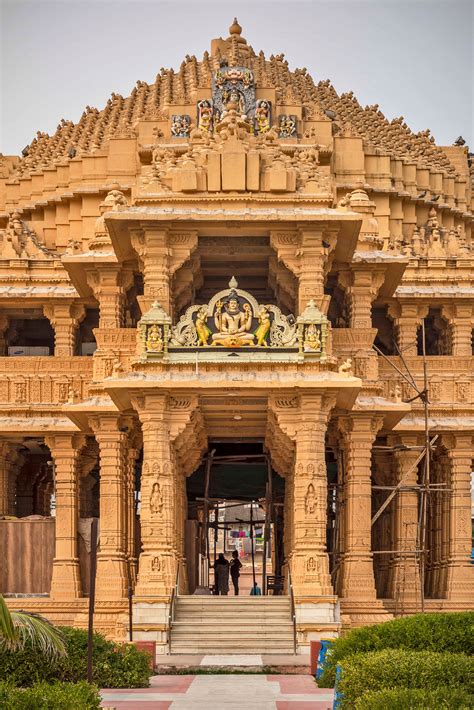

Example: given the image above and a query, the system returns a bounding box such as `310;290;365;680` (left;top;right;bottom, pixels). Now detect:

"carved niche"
212;65;256;120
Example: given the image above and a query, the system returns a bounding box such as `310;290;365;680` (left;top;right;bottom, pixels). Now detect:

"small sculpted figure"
254;305;271;346
195;305;212;346
255;100;271;134
279;115;296;138
146;324;164;352
197;100;213;134
303;323;322;352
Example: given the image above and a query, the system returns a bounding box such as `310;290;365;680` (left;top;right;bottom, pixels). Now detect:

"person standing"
214;553;230;595
250;581;262;596
230;549;243;595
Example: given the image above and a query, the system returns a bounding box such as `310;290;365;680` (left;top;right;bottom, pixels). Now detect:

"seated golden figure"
211;291;255;346
303;323;322;352
146;324;164;352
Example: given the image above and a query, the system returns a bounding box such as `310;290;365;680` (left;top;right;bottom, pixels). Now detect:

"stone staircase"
170;596;295;654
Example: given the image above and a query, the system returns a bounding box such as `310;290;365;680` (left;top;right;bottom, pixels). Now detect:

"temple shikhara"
0;20;472;654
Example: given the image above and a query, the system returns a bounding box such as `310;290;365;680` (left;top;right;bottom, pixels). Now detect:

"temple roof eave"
102;373;362;413
105;206;363;264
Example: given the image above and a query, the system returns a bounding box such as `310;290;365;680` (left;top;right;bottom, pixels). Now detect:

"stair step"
176;596;290;606
175;614;289;620
173;617;293;630
171;595;294;654
173;627;293;642
171;646;294;654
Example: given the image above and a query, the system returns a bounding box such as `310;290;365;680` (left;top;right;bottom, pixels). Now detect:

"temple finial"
229;17;242;36
229;275;238;289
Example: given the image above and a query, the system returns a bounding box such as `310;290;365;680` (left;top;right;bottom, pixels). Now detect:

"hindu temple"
0;20;472;654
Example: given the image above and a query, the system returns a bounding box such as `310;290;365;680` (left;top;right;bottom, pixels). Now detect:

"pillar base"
95;555;129;601
339;598;393;627
295;595;340;651
130;600;169;655
134;551;178;598
445;564;474;603
50;560;82;600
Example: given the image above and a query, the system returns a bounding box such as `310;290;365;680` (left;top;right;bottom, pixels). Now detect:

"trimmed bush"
318;611;474;687
337;649;474;708
0;681;101;709
354;686;474;709
0;626;151;688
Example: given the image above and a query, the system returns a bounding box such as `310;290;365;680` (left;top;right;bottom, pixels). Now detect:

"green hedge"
337;649;474;708
0;627;151;688
318;611;474;687
354;686;474;709
0;681;101;709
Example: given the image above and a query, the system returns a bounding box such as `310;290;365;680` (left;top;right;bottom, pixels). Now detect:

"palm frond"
0;595;66;658
10;611;67;657
0;594;16;643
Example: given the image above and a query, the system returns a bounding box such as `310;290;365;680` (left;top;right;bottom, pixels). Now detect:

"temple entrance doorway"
185;442;285;596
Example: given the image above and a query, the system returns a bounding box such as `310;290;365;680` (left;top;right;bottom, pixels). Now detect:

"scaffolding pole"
371;323;439;615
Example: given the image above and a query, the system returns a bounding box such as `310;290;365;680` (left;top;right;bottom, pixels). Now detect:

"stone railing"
0;357;93;405
378;356;473;405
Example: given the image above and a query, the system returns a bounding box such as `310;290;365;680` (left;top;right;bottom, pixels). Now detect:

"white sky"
1;0;473;156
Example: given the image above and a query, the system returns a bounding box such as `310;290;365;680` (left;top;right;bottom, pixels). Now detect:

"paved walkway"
101;674;333;709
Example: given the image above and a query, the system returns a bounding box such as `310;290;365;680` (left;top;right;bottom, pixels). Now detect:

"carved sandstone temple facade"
0;21;472;651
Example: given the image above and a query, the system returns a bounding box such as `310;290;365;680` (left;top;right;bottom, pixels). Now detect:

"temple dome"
10;20;458;178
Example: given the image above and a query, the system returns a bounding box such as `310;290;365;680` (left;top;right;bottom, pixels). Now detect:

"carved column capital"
86;265;133;329
43;302;86;356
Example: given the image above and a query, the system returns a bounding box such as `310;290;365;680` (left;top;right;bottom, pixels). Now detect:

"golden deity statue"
255;100;271;134
196;305;212;346
211;290;255;346
146;324;164;352
197;100;213;134
254;305;271;346
303;323;321;352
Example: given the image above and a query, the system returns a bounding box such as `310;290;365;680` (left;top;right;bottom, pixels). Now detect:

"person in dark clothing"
230;549;243;595
214;553;230;595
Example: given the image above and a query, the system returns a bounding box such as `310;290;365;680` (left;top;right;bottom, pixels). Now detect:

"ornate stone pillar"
389;303;428;356
132;394;177;597
131;393;201;598
271;394;334;596
0;314;9;356
339;269;384;332
441;305;473;356
444;434;473;602
297;228;326;314
450;321;473;356
371;449;393;598
338;415;385;609
131;228;198;317
90;414;129;600
45;433;86;599
86;266;133;329
270;229;332;315
0;442;15;515
125;441;141;588
386;436;421;606
43;303;86;356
